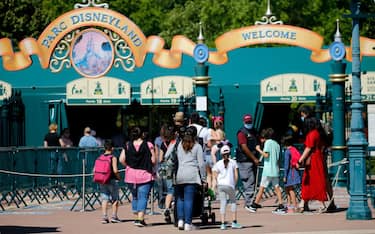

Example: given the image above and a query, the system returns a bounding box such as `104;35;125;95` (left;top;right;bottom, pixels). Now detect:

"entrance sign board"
66;76;130;105
140;76;193;105
346;72;375;102
0;81;11;101
260;73;326;103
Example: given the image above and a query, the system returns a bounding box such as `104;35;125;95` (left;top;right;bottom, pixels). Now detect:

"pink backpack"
289;146;301;168
93;154;113;184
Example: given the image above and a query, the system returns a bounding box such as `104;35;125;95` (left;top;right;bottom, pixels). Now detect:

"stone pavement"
0;187;374;234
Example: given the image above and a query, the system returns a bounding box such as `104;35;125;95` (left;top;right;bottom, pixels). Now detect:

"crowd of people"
43;105;336;230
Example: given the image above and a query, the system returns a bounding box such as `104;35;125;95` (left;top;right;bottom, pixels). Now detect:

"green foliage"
0;0;375;49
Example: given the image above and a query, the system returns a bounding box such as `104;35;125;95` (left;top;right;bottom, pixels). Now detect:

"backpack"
93;154;113;184
158;138;180;181
289;146;301;168
197;127;205;150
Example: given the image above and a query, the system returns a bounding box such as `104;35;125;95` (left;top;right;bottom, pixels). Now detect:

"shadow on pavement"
325;207;348;213
0;226;60;234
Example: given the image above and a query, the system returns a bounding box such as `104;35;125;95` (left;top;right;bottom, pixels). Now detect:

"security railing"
0;146;373;211
0;146;126;211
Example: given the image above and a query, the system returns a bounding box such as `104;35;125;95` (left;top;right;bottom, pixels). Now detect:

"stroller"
172;183;215;226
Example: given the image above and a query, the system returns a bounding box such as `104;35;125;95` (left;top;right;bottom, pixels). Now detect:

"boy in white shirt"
212;145;242;230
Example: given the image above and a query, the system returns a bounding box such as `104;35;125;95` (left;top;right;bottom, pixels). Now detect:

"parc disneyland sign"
1;6;375;71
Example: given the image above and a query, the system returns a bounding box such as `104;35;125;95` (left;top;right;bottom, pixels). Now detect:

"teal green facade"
1;46;375;147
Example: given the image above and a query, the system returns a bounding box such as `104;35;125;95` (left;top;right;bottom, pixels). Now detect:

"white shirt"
190;123;210;144
212;158;238;189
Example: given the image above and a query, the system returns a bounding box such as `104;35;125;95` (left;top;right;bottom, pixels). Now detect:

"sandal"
318;207;327;214
296;207;304;213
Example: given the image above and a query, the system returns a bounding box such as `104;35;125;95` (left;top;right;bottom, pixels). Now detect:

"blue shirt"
262;139;280;177
79;135;98;147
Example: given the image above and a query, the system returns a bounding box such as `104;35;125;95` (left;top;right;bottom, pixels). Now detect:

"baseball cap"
243;114;252;122
220;145;231;155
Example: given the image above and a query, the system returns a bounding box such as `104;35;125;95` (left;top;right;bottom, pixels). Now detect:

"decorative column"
315;93;322;120
328;19;348;187
178;95;185;113
0;98;9;146
192;22;210;119
218;89;225;119
346;0;372;220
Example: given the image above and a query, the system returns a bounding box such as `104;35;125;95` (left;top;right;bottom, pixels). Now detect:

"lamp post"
193;22;210;119
346;0;372;220
329;19;347;187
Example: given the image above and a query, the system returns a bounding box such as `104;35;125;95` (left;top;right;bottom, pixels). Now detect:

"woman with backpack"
281;135;302;213
119;126;156;227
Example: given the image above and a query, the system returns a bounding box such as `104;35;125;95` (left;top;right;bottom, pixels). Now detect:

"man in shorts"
248;128;286;213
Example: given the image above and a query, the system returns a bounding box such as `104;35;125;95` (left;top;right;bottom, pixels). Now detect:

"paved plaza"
0;187;374;234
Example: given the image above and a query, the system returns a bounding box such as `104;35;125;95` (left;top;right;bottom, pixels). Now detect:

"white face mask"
301;116;305;122
244;123;253;129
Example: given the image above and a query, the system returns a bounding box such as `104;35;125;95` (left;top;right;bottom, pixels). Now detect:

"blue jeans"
176;184;197;225
127;181;153;213
50;151;63;175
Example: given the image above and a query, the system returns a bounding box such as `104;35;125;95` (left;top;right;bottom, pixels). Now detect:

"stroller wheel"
201;212;209;225
211;212;216;224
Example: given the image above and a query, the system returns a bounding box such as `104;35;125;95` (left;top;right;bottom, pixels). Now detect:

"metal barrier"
0;146;373;211
236;147;350;207
0;146;129;211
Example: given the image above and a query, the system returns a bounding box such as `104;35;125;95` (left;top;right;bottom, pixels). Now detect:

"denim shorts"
165;178;174;195
204;153;214;168
260;176;280;188
100;180;119;202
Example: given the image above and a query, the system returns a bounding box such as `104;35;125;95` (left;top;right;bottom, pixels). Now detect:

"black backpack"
197;127;205;150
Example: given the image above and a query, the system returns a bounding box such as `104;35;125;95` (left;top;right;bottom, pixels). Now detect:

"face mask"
301;116;305;122
244;123;253;129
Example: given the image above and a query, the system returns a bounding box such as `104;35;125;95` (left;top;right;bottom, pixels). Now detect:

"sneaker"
164;209;172;223
245;204;257;213
134;219;147;227
178;220;184;230
111;216;121;223
252;202;262;209
101;217;109;224
231;222;243;229
184;223;198;231
220;223;227;230
272;204;287;214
